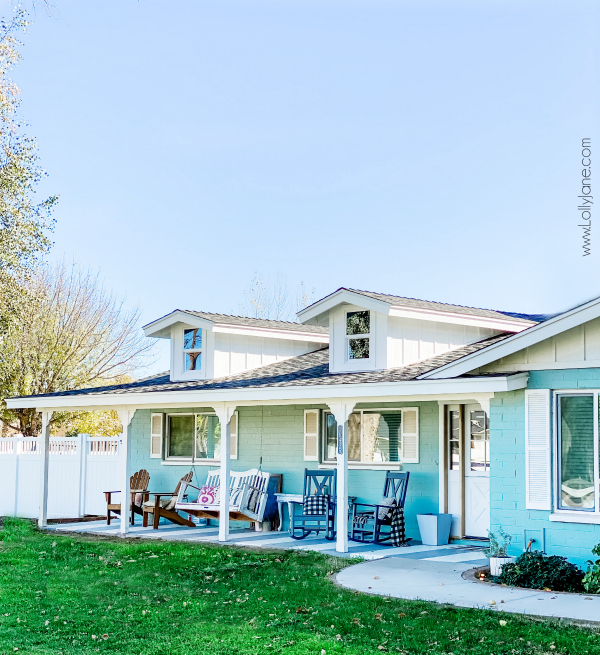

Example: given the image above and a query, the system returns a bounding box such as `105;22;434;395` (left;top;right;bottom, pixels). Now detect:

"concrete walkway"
335;556;600;622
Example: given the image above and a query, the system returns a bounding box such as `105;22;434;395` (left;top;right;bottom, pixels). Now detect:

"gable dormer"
143;310;328;382
298;288;538;374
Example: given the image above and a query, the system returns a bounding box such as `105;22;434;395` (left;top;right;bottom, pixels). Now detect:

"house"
8;287;600;566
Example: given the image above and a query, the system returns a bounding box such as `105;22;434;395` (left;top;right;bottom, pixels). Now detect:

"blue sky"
13;0;600;372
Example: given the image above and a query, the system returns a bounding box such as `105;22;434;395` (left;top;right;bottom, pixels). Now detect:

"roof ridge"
345;288;544;322
183;310;316;328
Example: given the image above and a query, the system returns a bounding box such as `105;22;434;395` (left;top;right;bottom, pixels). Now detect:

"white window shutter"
525;389;552;510
401;408;419;463
304;409;319;461
150;413;163;458
230;411;239;460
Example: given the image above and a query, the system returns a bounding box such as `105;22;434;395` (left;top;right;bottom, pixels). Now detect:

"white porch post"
117;409;136;536
328;401;355;554
38;410;53;528
214;404;236;543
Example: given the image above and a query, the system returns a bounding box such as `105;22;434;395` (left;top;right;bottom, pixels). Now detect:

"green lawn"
0;519;598;654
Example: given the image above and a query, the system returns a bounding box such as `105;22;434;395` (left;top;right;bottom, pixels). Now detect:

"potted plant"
484;527;515;576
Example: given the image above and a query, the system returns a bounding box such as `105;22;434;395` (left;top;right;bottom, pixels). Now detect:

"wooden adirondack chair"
142;471;195;529
104;469;150;526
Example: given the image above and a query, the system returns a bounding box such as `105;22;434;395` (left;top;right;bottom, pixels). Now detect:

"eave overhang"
6;373;529;412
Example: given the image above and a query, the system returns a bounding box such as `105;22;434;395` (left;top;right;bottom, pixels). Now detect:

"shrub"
583;544;600;594
496;551;585;593
483;526;512;558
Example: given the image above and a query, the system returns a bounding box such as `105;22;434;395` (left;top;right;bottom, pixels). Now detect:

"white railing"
0;434;121;519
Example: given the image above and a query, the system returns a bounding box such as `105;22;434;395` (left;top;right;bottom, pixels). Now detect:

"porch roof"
8;333;521;408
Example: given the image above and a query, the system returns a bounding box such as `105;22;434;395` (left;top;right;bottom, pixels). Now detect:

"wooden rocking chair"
289;469;337;540
349;471;410;545
104;469;150;526
142;471;195;529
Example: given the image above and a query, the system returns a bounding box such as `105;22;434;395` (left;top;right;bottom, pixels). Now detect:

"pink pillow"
134;493;143;505
196;485;219;505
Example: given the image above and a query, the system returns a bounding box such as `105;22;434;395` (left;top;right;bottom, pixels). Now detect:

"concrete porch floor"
45;519;488;563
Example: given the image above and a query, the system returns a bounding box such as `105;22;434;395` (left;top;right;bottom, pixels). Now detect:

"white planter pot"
490;556;516;576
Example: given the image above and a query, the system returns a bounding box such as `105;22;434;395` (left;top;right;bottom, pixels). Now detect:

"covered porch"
9;373;528;554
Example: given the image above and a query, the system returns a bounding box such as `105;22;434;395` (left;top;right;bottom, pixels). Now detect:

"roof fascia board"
212;324;329;343
297;289;391;323
7;373;529;411
143;311;214;339
388;306;534;332
420;297;600;379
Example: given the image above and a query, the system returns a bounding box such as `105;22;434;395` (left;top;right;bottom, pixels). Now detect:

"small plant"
583;543;600;594
496;551;585;593
483;526;512;558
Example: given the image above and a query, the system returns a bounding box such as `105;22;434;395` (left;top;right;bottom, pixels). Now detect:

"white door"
464;404;490;538
446;404;490;538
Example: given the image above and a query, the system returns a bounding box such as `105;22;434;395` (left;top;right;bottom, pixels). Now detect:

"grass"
1;519;599;654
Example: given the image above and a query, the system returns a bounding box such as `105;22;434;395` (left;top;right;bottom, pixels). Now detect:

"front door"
446;403;490;538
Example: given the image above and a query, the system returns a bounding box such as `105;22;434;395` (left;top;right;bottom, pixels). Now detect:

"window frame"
344;310;372;363
321;408;416;466
553;391;600;517
183;327;203;373
164;412;221;464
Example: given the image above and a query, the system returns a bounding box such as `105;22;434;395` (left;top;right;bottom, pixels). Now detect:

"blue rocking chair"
349;471;410;545
289;469;337;541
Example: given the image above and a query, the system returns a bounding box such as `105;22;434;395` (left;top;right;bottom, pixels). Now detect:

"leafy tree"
0;262;155;435
0;10;57;332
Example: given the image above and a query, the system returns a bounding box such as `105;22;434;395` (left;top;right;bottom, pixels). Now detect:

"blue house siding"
129;401;441;538
490;369;600;569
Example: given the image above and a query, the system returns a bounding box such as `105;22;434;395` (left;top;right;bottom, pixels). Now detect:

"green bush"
583;544;600;594
496;551;585;593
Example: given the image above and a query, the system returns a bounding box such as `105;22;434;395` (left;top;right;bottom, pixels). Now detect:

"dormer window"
346;310;370;360
183;328;203;371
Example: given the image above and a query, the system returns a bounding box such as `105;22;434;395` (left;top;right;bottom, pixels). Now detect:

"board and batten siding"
128;402;441;536
213;333;322;378
386;315;499;368
479;317;600;372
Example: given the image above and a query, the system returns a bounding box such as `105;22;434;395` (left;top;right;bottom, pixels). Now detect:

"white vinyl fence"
0;435;120;519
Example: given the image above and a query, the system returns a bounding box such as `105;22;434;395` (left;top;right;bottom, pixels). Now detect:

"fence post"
12;436;19;517
78;434;88;517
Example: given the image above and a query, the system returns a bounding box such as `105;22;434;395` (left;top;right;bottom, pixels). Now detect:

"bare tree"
238;271;315;321
0;261;155;435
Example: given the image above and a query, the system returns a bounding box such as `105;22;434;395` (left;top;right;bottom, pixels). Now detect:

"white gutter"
6;373;529;412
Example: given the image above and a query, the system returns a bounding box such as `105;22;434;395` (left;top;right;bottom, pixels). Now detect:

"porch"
46;518;488;563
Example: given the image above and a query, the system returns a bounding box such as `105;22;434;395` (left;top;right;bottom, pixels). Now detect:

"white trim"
388;305;534;332
212;324;328;343
553;390;600;516
476;360;600;372
318;463;402;471
10;375;530;412
549;512;600;525
298;289;391;323
420;296;600;379
144;311;214;339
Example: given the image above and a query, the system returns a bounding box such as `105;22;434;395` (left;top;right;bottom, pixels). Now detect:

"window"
346;310;370;360
557;394;597;512
183;328;202;371
323;409;418;464
448;409;460;470
166;413;221;461
470;410;490;472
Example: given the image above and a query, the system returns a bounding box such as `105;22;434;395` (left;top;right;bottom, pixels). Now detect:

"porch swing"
175;408;282;526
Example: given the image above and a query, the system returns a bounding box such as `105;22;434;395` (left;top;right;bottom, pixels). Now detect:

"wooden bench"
175;469;281;525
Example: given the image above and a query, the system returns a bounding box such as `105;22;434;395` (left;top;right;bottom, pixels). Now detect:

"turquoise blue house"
10;287;600;566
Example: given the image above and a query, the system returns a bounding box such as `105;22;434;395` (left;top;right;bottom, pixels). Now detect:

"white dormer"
298;288;538;374
143;310;328;382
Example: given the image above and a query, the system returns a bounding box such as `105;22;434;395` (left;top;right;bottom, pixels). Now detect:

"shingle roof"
23;333;513;400
306;287;552;324
146;310;328;335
